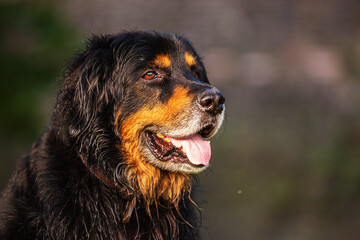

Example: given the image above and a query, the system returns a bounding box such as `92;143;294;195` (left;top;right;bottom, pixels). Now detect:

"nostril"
199;95;214;109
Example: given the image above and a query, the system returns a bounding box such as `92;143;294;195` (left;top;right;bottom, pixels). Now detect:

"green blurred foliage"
0;1;80;140
0;1;81;190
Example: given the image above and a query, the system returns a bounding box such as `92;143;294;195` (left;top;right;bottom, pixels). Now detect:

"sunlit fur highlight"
185;52;196;67
116;87;194;208
152;54;171;68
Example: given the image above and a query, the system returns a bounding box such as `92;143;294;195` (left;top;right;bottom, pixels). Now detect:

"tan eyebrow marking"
185;52;196;67
152;54;171;68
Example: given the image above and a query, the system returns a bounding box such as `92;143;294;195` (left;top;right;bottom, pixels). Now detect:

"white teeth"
156;133;164;138
181;146;186;154
156;133;171;142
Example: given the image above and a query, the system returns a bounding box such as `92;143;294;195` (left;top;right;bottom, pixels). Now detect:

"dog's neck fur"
118;139;192;210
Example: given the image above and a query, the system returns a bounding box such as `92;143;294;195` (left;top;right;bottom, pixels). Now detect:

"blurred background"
1;0;360;239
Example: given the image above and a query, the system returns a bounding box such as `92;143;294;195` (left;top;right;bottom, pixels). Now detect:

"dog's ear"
53;34;122;144
52;33;134;192
71;35;116;121
52;34;128;171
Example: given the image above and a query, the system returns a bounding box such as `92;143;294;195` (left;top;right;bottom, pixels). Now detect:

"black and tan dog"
0;31;225;240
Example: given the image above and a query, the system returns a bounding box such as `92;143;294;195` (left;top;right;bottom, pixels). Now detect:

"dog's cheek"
117;86;193;137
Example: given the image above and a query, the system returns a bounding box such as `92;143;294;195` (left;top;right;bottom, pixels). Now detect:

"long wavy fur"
0;31;200;239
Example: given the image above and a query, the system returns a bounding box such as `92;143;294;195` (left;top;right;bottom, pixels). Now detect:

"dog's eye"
143;71;157;80
194;71;200;79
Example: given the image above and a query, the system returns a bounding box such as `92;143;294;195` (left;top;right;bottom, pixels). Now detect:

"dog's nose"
197;89;225;115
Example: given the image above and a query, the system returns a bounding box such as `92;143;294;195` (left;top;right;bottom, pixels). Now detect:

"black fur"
0;31;218;240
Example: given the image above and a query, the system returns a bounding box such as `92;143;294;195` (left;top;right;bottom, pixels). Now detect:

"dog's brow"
185;52;196;67
152;54;171;68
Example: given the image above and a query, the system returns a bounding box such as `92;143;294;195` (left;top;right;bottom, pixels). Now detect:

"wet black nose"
197;89;225;115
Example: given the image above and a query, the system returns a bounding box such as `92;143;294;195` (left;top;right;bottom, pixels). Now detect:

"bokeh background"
1;0;360;239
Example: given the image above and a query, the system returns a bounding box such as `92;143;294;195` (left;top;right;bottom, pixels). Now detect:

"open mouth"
144;125;215;168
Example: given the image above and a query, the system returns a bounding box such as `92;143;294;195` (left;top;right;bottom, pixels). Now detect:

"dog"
0;31;225;240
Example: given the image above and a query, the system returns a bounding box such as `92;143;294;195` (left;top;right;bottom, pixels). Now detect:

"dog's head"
54;31;225;205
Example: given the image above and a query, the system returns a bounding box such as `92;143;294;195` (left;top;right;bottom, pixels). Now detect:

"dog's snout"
197;89;225;115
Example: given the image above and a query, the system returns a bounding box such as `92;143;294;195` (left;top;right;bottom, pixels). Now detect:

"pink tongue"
168;134;211;166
